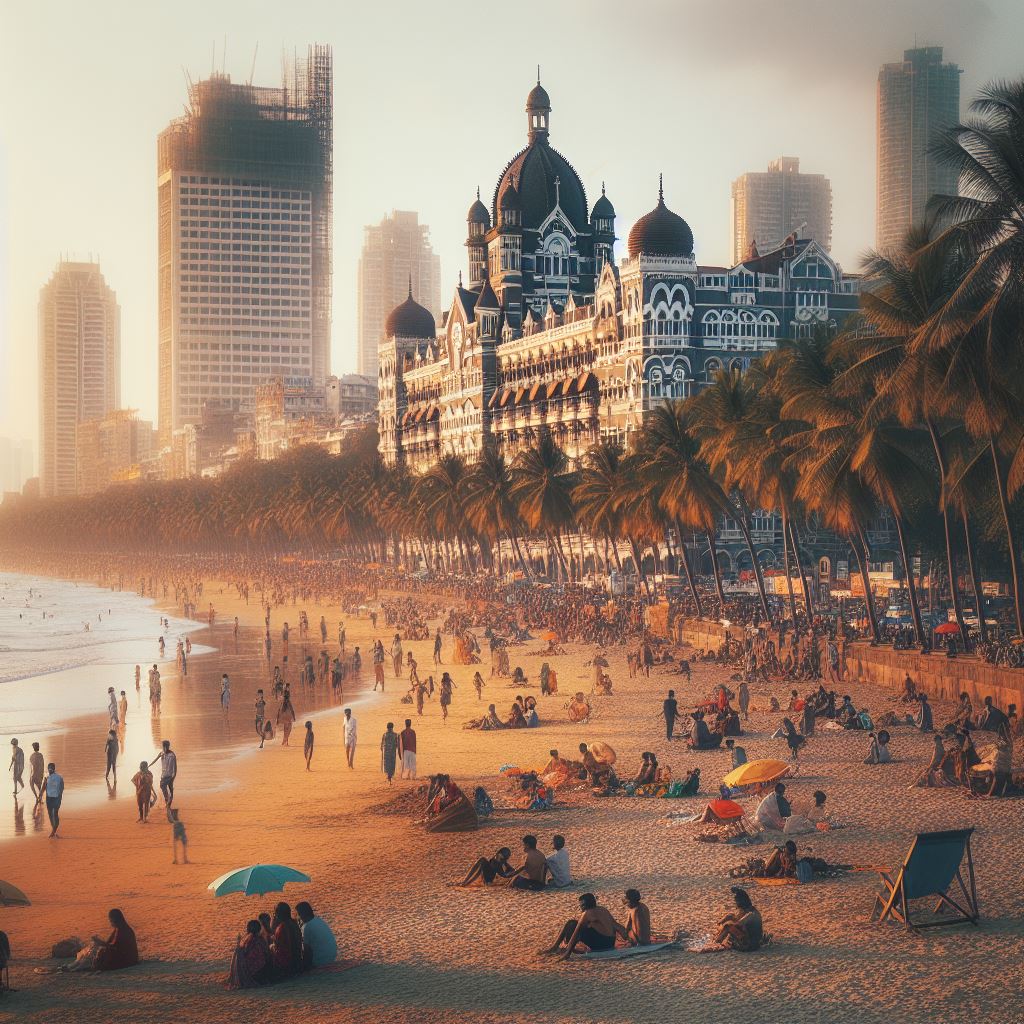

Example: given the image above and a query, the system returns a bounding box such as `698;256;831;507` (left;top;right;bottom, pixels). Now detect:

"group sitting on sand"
225;901;337;989
541;890;653;958
452;833;571;890
463;695;540;730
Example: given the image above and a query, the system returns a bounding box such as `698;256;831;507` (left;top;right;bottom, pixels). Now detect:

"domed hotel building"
378;80;861;472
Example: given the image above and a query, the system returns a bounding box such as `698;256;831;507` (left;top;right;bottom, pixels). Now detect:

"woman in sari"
225;920;270;990
464;704;504;730
506;702;528;729
380;722;400;784
94;909;139;972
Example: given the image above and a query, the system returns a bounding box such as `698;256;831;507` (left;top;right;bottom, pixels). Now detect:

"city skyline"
3;0;1024;451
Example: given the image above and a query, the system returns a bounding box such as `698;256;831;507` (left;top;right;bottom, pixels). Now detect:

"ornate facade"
379;81;862;473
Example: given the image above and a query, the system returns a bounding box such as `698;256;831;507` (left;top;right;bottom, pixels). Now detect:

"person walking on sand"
399;719;417;779
662;690;679;741
150;666;162;710
9;738;25;797
170;809;189;864
373;639;386;691
44;763;64;837
439;672;456;722
391;634;403;678
277;692;297;746
320;615;328;644
473;671;484;701
104;730;119;784
254;689;266;738
380;722;399;785
131;761;155;822
151;740;177;809
738;680;751;722
338;621;346;655
107;687;120;727
135;664;141;692
29;742;44;806
221;674;231;712
434;628;443;666
304;721;315;771
343;708;357;769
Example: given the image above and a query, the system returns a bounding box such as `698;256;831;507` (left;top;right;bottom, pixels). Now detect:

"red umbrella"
934;622;961;635
707;798;744;821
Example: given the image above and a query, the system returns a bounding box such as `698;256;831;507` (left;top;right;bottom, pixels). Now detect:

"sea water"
0;571;200;686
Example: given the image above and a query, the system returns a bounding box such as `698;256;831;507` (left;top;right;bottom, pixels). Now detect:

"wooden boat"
425;794;479;833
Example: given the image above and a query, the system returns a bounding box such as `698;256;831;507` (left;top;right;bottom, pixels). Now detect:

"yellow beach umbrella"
0;880;31;907
722;758;791;789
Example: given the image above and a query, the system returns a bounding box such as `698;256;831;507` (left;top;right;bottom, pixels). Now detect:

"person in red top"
269;902;303;980
94;909;139;971
399;719;417;779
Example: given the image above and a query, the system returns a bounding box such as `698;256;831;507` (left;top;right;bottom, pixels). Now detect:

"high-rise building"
0;438;34;495
731;157;832;264
876;46;961;252
157;44;333;445
357;211;441;378
38;261;120;497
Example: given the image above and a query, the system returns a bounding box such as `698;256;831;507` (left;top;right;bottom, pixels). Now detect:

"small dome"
384;287;436;340
526;80;550;112
591;182;614;221
467;187;490;226
627;177;694;259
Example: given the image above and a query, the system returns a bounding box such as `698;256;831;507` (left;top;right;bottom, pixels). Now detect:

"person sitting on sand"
687;712;721;751
543;893;617;958
453;847;514;887
725;738;747;770
953;691;974;730
225;920;270;989
67;909;139;972
837;695;857;727
296;901;337;969
508;834;549;891
755;783;791;831
464;704;504;730
631;753;658;789
901;674;917;703
713;887;764;951
269;902;303;980
506;702;528;729
864;730;892;765
617;889;652;947
761;839;798;878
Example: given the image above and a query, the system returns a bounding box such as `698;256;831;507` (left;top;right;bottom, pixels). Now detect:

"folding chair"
870;828;979;930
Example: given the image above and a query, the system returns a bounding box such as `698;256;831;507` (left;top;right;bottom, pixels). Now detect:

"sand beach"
1;572;1023;1024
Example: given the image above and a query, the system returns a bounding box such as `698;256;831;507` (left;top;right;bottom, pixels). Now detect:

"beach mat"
580;941;675;960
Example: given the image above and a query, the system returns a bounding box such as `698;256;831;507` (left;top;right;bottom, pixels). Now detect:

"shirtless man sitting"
508;834;548;891
714;887;764;951
543;893;617;958
617;889;652;946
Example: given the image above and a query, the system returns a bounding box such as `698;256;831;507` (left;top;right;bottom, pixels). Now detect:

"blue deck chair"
870;828;979;930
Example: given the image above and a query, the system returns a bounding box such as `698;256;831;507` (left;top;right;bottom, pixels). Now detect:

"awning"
576;371;594;393
412;406;426;424
401;410;412;426
426;405;440;423
528;381;544;402
487;390;501;409
499;388;515;408
514;387;527;405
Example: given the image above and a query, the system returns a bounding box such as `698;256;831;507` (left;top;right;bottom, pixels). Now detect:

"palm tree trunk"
788;518;814;619
780;506;798;624
675;520;704;618
961;511;989;645
628;535;652;600
610;537;624;573
894;514;925;647
507;531;531;577
735;496;771;623
852;527;881;642
927;418;969;643
989;437;1024;638
707;532;727;606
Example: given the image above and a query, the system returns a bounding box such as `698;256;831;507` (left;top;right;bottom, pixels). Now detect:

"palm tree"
464;444;529;576
573;441;627;577
510;430;575;579
688;368;773;622
414;454;474;573
929;80;1024;635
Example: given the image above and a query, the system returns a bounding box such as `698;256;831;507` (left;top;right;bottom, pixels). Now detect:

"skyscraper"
157;44;332;445
357;211;441;378
876;46;961;252
38;261;120;497
731;157;832;264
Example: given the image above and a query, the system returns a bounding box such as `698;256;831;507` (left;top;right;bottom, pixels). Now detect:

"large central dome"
491;80;588;232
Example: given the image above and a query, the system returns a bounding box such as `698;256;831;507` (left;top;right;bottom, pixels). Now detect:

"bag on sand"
795;859;814;884
51;937;83;959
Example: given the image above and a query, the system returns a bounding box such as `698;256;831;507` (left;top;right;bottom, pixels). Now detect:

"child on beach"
304;721;314;771
131;761;155;822
171;809;189;864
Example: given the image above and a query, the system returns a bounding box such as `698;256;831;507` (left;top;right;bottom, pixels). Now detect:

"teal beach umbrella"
208;864;311;897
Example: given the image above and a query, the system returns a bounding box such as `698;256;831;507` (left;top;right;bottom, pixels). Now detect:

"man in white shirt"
151;740;178;807
296;901;338;968
343;708;357;768
546;834;571;887
44;763;64;837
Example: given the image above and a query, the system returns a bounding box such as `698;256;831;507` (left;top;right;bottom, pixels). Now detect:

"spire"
537;64;541;85
476;185;480;200
602;181;606;196
407;274;413;299
658;173;664;204
458;270;463;287
554;175;561;207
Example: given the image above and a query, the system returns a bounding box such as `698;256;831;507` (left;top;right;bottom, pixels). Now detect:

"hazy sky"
2;0;1023;456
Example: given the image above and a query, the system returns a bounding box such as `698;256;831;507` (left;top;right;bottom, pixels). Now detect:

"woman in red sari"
225;920;270;989
94;909;139;971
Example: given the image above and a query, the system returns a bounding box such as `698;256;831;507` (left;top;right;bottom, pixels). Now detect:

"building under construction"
157;44;332;445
